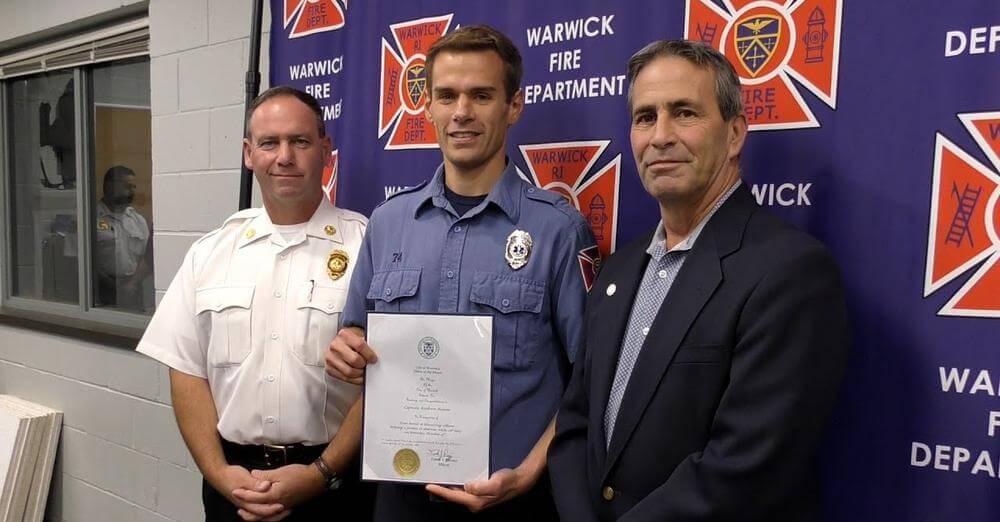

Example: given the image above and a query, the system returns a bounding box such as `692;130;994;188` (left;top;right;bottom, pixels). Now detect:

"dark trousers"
372;473;559;522
202;440;374;521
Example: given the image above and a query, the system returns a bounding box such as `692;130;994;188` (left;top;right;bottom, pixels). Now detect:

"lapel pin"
606;283;617;296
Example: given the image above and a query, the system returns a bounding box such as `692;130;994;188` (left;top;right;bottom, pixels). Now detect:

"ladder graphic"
696;23;717;44
946;182;982;247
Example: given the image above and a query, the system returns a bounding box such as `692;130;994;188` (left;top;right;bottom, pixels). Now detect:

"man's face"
629;56;746;206
425;50;523;176
243;95;330;213
107;175;135;206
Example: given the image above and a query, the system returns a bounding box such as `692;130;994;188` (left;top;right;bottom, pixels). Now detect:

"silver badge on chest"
505;229;533;270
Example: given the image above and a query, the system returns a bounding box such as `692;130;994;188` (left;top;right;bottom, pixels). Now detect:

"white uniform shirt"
95;201;149;277
137;199;366;445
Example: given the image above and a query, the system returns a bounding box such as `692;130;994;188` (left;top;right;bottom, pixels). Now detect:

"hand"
212;465;288;521
325;327;378;384
425;468;529;513
232;464;325;519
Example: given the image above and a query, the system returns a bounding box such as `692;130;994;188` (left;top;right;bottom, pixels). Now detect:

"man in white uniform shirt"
95;165;150;311
138;86;373;521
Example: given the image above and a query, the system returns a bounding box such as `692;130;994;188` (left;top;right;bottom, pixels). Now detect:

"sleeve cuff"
135;342;207;379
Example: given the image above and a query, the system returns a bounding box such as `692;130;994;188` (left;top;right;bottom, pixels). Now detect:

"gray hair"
626;40;743;121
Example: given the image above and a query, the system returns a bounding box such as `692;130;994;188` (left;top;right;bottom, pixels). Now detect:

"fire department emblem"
322;149;339;205
577;245;602;292
924;111;1000;318
283;0;346;39
405;63;427;108
379;14;454;150
686;0;842;130
517;140;621;258
735;15;782;77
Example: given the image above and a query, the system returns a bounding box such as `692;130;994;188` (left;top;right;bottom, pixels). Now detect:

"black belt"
220;439;325;469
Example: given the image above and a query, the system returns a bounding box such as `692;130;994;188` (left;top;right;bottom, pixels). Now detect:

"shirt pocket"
469;271;546;370
195;285;254;367
293;283;347;367
128;234;146;257
366;267;421;312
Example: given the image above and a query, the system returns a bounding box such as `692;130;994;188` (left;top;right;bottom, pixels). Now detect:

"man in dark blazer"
548;40;849;521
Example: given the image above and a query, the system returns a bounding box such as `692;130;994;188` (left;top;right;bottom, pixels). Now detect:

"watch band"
312;457;343;490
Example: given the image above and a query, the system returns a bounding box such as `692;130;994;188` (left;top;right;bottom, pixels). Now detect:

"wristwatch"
312;457;343;490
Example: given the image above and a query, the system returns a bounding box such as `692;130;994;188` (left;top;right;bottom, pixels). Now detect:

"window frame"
0;31;152;339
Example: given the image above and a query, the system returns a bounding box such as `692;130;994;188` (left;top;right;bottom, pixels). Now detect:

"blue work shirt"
344;160;596;472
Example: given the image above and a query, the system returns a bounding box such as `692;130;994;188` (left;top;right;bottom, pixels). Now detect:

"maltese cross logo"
925;112;1000;318
321;149;340;205
685;0;842;130
283;0;345;39
379;14;454;150
516;140;621;258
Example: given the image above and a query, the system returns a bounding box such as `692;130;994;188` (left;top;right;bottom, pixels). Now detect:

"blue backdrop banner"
270;1;1000;519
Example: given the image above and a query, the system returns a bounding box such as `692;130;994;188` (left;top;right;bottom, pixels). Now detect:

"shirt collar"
238;198;343;248
413;159;521;222
97;200;132;219
647;181;742;259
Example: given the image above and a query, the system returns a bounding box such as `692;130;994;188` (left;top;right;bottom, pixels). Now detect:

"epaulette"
374;180;429;209
524;185;585;221
524;185;564;205
189;207;261;249
221;207;263;226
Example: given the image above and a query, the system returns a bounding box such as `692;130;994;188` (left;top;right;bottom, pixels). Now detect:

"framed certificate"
362;313;493;485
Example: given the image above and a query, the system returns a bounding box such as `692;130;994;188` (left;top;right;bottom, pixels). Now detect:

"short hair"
245;85;325;138
103;165;135;195
425;25;523;102
626;40;743;121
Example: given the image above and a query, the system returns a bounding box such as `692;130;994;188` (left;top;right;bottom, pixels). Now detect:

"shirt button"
326;303;334;310
501;298;510;308
273;290;282;298
384;288;392;296
271;333;279;340
642;326;649;336
527;188;536;193
265;416;276;424
658;269;668;279
266;375;275;382
602;486;615;501
453;226;462;233
279;253;287;259
446;270;455;278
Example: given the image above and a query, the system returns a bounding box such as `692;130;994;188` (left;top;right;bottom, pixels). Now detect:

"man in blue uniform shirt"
324;25;596;521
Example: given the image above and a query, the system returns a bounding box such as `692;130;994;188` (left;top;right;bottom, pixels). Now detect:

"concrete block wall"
0;0;271;520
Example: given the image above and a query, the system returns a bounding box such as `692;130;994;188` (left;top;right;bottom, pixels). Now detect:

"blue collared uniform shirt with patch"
344;161;596;472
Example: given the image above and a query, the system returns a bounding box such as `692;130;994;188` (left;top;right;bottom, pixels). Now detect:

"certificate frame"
360;311;495;486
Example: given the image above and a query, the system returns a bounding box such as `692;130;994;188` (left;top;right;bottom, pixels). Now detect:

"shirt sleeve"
135;246;206;378
550;217;597;364
342;220;375;330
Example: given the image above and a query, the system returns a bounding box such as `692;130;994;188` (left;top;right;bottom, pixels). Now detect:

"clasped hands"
218;462;325;521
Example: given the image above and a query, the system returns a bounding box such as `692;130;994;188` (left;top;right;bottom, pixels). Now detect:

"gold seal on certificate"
393;449;420;477
362;313;493;486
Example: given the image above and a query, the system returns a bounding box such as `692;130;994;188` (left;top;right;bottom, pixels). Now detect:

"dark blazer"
548;184;849;521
